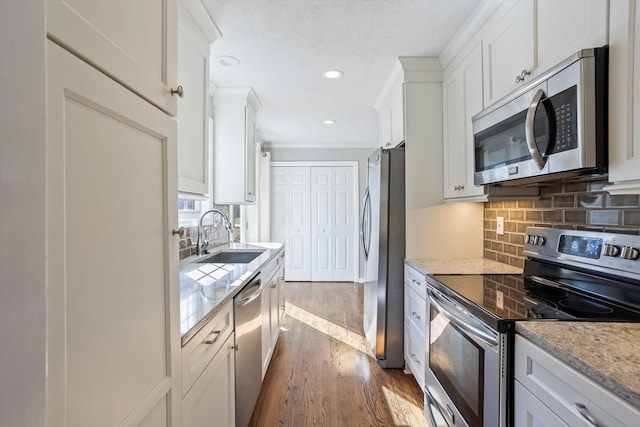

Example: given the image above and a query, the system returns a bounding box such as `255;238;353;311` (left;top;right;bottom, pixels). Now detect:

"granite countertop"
405;257;523;275
516;322;640;409
179;242;284;346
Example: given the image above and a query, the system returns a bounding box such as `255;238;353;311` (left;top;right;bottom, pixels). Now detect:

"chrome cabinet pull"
410;353;420;364
171;85;184;97
573;403;600;426
411;311;421;320
203;330;221;345
454;185;465;191
172;227;185;237
515;69;531;83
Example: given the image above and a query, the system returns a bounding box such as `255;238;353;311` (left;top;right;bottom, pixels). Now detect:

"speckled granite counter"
516;322;640;409
179;242;284;346
405;257;522;275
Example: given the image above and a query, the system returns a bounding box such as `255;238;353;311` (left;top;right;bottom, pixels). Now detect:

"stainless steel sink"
197;250;265;264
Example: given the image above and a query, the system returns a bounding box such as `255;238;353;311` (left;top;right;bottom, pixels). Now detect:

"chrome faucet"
196;208;232;255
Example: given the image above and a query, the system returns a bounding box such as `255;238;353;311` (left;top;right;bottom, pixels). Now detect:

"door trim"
271;161;360;282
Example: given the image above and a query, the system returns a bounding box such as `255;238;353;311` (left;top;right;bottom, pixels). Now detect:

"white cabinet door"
177;2;212;196
390;80;405;146
245;107;258;201
535;0;608;75
47;0;178;115
182;334;235;427
278;260;286;323
213;88;261;204
443;43;486;200
46;41;180;426
605;0;640;194
482;0;535;106
311;167;355;282
379;107;392;147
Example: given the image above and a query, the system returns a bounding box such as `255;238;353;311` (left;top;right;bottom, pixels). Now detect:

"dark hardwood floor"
249;281;425;427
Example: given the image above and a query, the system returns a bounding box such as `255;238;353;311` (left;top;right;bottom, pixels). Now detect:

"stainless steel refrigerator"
361;146;405;369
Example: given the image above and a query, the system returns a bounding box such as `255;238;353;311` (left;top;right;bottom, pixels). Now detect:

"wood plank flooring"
249;282;425;427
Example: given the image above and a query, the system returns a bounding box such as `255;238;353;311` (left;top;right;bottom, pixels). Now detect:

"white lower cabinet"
182;300;235;427
261;250;286;379
514;380;567;427
404;264;426;388
514;335;640;427
182;333;235;427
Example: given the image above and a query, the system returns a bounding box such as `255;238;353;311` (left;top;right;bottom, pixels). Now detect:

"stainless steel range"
424;227;640;427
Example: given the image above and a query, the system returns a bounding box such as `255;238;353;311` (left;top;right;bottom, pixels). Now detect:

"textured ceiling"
203;0;481;148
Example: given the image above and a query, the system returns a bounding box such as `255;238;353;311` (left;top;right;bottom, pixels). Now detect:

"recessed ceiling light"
323;69;343;79
323;120;336;124
217;55;240;67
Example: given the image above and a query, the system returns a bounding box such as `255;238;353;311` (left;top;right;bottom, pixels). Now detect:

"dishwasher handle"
235;274;263;307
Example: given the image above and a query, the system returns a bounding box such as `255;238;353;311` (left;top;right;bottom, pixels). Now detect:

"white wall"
404;79;484;259
0;1;47;426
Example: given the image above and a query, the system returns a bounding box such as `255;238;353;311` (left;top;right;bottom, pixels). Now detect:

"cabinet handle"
411;279;421;286
573;403;600;426
454;185;465;191
170;85;184;98
271;283;277;289
171;227;185;237
203;330;221;345
515;69;530;83
411;353;420;364
411;311;421;320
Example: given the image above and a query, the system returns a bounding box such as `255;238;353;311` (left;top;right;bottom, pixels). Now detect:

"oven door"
424;286;507;427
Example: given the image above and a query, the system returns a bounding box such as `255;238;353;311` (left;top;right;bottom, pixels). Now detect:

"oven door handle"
424;388;451;427
428;288;499;347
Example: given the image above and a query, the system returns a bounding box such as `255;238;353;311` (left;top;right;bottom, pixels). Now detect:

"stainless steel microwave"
472;47;608;186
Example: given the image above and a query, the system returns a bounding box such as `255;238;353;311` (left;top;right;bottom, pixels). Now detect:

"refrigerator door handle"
361;187;371;259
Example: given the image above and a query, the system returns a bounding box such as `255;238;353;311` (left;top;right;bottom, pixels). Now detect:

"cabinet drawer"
182;299;234;396
406;321;426;388
514;379;567;427
515;335;640;427
404;264;426;299
405;284;426;336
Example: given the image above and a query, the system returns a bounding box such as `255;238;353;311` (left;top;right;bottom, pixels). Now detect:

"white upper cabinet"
535;0;608;74
177;1;221;196
605;0;640;194
213;88;262;204
47;0;179;115
377;77;404;148
482;0;535;106
442;43;538;202
443;43;486;200
375;66;406;148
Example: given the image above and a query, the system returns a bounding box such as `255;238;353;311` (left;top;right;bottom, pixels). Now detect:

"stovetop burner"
558;297;614;315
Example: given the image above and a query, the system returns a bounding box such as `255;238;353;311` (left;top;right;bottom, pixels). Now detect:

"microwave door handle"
525;89;548;170
428;289;499;347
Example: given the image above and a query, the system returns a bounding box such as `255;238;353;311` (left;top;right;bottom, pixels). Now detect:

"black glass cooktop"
429;261;640;331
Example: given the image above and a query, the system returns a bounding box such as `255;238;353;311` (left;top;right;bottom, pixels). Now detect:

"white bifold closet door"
271;165;355;282
310;167;354;282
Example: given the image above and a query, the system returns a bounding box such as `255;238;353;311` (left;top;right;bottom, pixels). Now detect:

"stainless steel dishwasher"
234;273;264;427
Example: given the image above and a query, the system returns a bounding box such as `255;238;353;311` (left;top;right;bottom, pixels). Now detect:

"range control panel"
524;227;640;279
